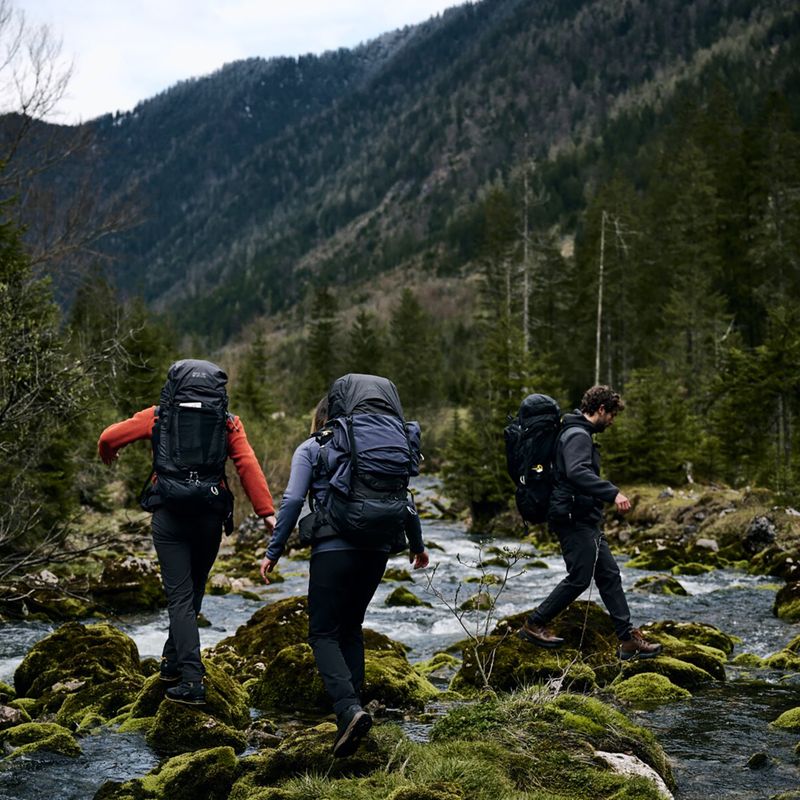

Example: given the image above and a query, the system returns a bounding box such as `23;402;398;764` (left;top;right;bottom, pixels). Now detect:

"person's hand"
100;449;118;466
260;557;277;584
614;493;631;514
263;515;276;535
410;550;429;570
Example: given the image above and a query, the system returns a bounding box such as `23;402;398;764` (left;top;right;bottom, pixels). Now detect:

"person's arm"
264;442;316;563
98;406;157;465
404;496;429;569
227;416;275;522
561;431;618;503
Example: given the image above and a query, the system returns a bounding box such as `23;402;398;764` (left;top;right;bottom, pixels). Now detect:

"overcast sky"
18;1;460;123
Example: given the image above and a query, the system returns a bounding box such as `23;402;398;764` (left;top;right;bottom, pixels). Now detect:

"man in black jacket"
518;385;662;660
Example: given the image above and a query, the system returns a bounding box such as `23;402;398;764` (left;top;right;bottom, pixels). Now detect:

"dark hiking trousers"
152;508;223;682
307;549;389;716
531;521;633;641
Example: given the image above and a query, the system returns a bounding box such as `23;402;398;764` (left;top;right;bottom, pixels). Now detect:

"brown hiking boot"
618;628;663;660
518;619;564;649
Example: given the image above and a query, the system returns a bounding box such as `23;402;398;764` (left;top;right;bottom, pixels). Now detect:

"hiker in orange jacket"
98;359;275;705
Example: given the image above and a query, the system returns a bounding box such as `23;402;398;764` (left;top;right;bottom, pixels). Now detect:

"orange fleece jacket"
97;406;275;517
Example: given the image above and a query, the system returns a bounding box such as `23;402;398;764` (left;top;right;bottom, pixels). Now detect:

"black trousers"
532;521;632;640
151;508;223;682
307;549;389;716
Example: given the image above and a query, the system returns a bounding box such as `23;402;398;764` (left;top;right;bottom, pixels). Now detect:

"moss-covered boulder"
610;673;692;707
93;746;238;800
0;721;81;759
632;575;688;596
492;601;618;662
763;634;800;671
146;701;247;756
633;623;731;682
56;675;145;732
383;568;413;582
774;581;800;622
413;653;462;681
771;707;800;731
0;704;29;730
363;628;409;657
459;592;493;611
124;659;249;730
231;723;406;794
671;562;715;576
386;586;432;608
617;656;715;690
250;644;438;712
0;681;14;703
452;635;597;693
92;557;165;612
625;548;683;571
14;622;144;704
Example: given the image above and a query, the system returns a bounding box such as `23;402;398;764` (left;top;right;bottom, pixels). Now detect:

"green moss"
631;574;688;596
459;592;493;611
0;703;30;729
146;700;247;756
55;675;145;730
14;621;143;699
386;586;432;608
249;644;328;712
631;632;727;681
670;562;715;576
732;653;766;668
610;673;691;706
764;650;800;671
774;582;800;622
771;706;800;731
117;715;155;734
91;556;165;612
625;549;682;571
0;681;15;702
383;568;413;582
465;574;502;584
363;651;440;709
526;560;550;569
413;653;461;679
617;656;715;690
98;746;238;800
643;620;738;655
0;721;81;759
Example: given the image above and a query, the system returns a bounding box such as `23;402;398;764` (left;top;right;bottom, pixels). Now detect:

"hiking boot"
159;658;181;682
165;680;206;706
618;628;663;661
332;704;372;758
517;619;564;649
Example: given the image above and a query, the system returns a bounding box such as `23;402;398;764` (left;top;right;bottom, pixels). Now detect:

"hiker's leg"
593;533;633;640
337;550;388;698
531;523;596;626
189;514;223;616
152;509;204;683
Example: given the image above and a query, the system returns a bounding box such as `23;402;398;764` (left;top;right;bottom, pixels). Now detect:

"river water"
2;478;799;799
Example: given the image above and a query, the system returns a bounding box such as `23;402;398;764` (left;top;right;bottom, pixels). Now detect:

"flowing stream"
1;477;799;799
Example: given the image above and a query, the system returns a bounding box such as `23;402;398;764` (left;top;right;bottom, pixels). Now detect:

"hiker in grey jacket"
518;385;663;660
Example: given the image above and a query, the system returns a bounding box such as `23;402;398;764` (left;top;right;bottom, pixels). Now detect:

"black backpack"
315;373;421;549
140;359;233;523
504;394;562;524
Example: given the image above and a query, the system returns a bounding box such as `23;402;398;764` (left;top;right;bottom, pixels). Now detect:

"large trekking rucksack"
140;359;233;522
314;373;421;548
504;393;562;524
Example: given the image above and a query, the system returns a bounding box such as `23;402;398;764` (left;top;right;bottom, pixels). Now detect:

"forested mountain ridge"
9;0;799;341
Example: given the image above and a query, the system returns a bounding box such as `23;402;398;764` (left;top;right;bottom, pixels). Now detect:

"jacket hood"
562;410;601;435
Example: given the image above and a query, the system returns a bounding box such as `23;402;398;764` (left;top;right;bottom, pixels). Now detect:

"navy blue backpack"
314;373;421;547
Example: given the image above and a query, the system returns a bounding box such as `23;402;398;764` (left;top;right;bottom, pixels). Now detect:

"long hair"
311;396;329;434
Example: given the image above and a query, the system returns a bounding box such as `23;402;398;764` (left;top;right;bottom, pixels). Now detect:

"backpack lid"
161;359;228;405
327;373;404;419
518;393;560;422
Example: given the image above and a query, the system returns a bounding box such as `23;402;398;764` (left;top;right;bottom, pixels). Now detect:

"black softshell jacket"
548;411;619;525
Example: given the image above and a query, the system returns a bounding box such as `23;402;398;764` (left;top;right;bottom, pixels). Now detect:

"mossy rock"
413;653;462;680
126;660;249;729
0;704;30;730
774;581;800;622
452;635;597;693
0;721;80;759
764;636;800;670
671;562;715;576
383;568;413;582
526;560;550;569
14;622;143;699
363;651;440;709
493;601;618;662
146;700;247;756
0;681;15;702
732;653;766;668
771;707;800;731
93;745;238;800
249;644;328;712
386;586;432;608
363;628;409;657
465;574;502;585
232;722;406;790
610;673;692;707
632;574;688;596
625;548;683;571
630;631;727;682
642;620;738;655
92;556;165;612
617;655;715;690
55;675;145;731
459;592;493;611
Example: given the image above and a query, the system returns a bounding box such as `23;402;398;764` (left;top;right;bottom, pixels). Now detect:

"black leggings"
152;508;223;682
307;549;389;715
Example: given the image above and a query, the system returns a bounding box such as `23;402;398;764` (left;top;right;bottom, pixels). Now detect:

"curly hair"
580;385;625;416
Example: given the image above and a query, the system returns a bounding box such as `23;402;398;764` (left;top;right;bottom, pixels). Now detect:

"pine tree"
303;286;340;406
345;309;384;376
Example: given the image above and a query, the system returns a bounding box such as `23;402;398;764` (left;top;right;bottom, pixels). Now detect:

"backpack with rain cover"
140;359;233;526
504;393;562;524
314;373;421;549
